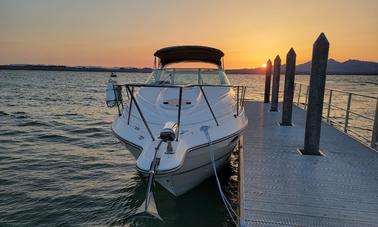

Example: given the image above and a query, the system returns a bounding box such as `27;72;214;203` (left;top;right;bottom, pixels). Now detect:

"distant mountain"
294;59;378;75
1;59;378;75
227;59;378;75
226;68;265;74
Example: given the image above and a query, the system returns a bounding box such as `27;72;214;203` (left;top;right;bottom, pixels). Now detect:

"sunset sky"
0;0;377;68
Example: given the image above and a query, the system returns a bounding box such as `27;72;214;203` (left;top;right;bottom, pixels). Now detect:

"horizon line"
1;58;378;70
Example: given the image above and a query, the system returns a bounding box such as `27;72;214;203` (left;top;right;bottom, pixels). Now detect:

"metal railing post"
236;86;240;116
371;99;378;149
176;87;183;141
113;84;121;116
240;86;244;108
199;86;219;126
126;86;155;141
242;86;246;108
119;86;124;109
326;90;333;123
344;93;352;133
297;83;302;105
304;86;309;110
127;86;134;125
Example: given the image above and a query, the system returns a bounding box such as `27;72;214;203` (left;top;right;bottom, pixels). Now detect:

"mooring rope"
201;126;239;225
210;147;239;224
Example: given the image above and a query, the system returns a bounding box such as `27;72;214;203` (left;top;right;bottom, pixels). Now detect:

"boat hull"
109;82;248;197
155;148;232;196
116;130;241;196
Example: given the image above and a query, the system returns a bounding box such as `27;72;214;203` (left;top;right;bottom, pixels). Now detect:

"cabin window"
146;68;230;85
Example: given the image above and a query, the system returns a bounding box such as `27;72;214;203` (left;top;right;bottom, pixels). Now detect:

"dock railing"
294;82;378;150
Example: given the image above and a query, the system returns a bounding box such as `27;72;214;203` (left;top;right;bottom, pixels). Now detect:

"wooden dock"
239;101;378;226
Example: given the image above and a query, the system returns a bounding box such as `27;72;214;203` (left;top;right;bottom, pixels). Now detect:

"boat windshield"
146;68;230;85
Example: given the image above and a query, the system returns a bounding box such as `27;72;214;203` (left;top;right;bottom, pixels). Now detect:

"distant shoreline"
0;65;153;73
1;64;378;75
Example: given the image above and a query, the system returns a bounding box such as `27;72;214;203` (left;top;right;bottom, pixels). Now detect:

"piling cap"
274;55;281;63
287;48;296;56
314;33;329;46
267;59;272;65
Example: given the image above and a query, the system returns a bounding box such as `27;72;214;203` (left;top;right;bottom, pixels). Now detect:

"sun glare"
262;63;267;68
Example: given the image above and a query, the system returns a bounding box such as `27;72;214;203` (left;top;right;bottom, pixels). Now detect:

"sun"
262;63;267;68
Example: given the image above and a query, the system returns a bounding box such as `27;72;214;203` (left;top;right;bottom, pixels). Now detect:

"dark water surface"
0;70;239;227
0;70;377;226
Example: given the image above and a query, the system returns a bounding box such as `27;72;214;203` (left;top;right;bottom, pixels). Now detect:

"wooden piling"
270;55;281;112
264;59;272;103
303;33;330;155
281;48;296;126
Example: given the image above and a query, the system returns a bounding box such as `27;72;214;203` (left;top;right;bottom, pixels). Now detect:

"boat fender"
105;79;121;108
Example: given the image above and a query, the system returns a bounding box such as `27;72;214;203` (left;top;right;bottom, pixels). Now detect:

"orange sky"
0;0;377;68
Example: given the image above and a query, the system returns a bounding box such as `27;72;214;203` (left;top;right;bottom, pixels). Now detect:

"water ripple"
4;71;374;226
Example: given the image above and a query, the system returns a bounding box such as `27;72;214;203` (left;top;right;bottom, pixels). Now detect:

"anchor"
134;122;177;221
134;139;163;221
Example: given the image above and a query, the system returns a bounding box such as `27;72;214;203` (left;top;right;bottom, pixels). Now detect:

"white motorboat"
106;46;248;218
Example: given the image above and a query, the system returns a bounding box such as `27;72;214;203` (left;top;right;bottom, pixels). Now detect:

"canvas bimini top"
154;45;224;68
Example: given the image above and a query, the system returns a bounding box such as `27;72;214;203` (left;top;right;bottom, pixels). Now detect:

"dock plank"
240;101;378;227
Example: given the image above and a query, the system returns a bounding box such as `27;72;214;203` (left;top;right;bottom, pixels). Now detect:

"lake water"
0;70;377;226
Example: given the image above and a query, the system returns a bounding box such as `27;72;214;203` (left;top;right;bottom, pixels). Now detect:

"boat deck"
239;101;378;226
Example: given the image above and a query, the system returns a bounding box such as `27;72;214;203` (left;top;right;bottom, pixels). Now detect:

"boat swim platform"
239;101;378;227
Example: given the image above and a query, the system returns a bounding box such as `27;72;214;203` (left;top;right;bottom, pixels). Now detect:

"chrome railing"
294;82;378;150
113;84;247;142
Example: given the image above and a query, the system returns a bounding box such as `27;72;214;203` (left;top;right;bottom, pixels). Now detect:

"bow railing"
112;84;247;142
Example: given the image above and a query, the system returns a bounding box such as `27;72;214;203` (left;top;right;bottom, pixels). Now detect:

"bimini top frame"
153;45;225;69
